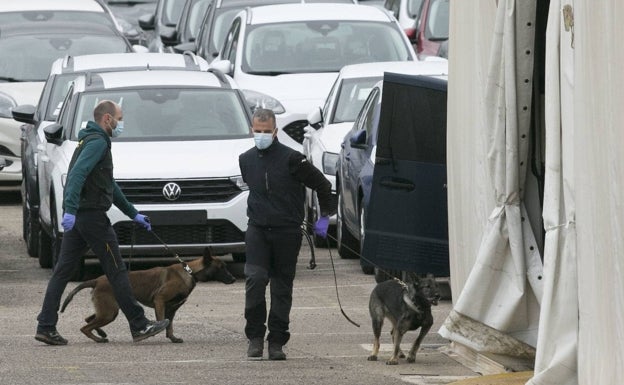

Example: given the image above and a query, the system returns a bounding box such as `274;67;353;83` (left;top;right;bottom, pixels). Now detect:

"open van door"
362;72;449;278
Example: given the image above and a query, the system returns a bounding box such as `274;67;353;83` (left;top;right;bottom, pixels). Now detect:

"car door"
363;73;449;277
339;86;380;236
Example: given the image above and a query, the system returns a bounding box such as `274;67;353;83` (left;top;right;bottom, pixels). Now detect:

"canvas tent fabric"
445;0;624;384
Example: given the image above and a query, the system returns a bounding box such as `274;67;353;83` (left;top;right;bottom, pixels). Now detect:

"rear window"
71;88;251;141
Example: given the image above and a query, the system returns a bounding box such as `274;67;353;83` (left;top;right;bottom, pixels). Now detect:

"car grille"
114;220;245;245
116;178;242;204
282;120;309;144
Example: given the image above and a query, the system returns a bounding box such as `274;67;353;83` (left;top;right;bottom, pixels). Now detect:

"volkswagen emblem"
162;182;182;201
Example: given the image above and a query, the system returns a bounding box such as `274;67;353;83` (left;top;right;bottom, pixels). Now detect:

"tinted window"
71;88;251;141
332;77;380;124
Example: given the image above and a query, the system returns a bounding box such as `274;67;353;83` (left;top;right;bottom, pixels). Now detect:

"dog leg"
81;310;118;343
390;328;406;358
387;320;408;365
367;317;384;361
164;306;182;343
406;322;432;363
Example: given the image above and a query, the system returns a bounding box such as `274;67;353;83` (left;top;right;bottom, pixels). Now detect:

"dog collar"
403;293;423;316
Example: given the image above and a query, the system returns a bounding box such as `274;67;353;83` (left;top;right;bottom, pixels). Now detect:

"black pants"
244;224;302;346
37;210;147;333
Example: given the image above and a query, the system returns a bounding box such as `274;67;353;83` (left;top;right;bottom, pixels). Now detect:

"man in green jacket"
35;100;169;345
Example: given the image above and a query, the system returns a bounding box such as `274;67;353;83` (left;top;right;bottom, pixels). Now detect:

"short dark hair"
252;108;276;128
93;100;117;122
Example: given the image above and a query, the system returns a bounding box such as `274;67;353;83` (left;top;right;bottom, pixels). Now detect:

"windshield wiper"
0;76;24;82
106;0;155;5
245;71;293;76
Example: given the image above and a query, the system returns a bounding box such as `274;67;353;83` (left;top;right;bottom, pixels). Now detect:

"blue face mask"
254;132;274;150
112;120;124;138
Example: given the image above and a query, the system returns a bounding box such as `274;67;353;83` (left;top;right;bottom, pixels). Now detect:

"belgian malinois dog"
367;273;440;365
61;247;236;343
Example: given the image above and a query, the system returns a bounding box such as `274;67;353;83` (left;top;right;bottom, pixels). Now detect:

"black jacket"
239;139;332;228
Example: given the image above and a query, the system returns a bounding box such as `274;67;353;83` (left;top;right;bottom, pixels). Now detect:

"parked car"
29;68;252;278
185;0;357;60
383;0;424;42
160;0;212;52
363;72;449;283
414;0;448;58
138;0;186;52
0;7;138;191
303;60;448;251
211;3;417;150
101;0;159;45
13;52;210;262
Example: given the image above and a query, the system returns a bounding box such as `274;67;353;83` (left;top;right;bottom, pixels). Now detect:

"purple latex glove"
62;213;76;232
133;214;152;231
314;216;330;238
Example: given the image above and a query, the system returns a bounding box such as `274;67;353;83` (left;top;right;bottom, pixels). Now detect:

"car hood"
109;138;253;179
0;82;45;105
241;72;338;113
319;122;354;153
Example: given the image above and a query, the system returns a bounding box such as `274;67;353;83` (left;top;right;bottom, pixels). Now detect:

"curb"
447;371;533;385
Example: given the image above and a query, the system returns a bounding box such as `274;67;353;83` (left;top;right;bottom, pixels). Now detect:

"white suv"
35;68;252;274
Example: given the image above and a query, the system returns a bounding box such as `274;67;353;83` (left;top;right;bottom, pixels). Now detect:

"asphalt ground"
0;191;482;385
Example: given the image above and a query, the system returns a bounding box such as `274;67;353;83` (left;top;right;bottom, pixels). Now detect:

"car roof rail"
245;7;253;24
208;68;231;89
62;55;74;72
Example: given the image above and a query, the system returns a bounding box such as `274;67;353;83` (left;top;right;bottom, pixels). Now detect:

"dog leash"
147;229;194;277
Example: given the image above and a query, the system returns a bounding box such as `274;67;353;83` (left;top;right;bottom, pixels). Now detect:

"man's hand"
314;216;330;238
62;213;76;232
133;214;152;231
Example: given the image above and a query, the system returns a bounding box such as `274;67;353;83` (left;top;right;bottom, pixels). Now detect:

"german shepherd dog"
367;273;440;365
60;248;236;343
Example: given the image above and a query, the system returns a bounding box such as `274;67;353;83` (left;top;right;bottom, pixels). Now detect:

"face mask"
254;132;274;150
112;120;124;138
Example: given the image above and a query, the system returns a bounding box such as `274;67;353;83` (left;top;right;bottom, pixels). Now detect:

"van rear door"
362;72;449;277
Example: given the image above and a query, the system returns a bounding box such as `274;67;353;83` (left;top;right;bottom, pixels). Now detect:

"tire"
358;202;374;275
22;201;40;258
336;192;358;259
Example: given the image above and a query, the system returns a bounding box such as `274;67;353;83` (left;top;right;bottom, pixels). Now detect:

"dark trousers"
37;210;147;333
244;224;302;346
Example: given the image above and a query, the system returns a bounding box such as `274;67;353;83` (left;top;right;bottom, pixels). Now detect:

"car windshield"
332;76;380;124
0;35;129;82
71;88;251;141
0;11;114;27
243;21;412;74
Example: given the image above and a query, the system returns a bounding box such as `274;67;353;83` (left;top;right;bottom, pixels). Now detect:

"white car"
34;69;252;276
0;0;140;190
210;3;417;151
302;60;448;244
13;52;210;262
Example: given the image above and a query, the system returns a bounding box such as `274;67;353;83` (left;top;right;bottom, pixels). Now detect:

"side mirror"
44;123;63;146
160;26;178;46
12;104;37;125
132;44;150;53
349;129;368;149
138;13;155;31
210;59;232;75
306;107;323;129
172;42;196;54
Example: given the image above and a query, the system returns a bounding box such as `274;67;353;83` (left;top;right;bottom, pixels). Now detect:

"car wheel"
336;192;358;259
22;199;40;258
358;202;374;275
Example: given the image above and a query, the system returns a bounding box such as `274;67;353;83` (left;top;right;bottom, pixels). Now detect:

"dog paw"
406;355;416;363
95;338;109;343
385;359;399;365
367;355;378;361
398;351;406;359
169;337;184;343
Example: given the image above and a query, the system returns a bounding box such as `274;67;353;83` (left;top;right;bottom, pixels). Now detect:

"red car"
415;0;449;58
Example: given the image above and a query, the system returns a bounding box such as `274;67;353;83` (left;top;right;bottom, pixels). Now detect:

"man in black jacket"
35;100;169;345
239;108;332;360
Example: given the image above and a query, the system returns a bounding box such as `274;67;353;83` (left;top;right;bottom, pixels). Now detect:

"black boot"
268;342;286;360
247;338;264;358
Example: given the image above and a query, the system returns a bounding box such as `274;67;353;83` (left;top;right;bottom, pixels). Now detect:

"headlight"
322;152;339;176
230;175;248;191
241;89;285;114
0;91;17;118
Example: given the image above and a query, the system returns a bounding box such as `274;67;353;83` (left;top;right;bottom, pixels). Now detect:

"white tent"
441;1;624;384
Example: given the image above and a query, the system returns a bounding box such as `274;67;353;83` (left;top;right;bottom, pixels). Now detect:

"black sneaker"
268;342;286;361
247;338;264;358
131;319;169;342
35;330;68;346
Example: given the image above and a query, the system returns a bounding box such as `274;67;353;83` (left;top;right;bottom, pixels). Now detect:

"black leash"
302;220;360;328
148;229;194;277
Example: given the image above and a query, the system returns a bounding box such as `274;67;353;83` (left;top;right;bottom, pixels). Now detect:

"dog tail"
60;279;97;313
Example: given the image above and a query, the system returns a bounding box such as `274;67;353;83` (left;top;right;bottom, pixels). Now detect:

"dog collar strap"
403;293;423;315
